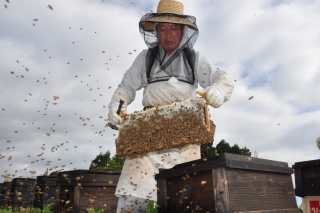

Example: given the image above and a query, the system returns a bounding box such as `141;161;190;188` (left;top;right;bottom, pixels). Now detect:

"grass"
0;204;52;213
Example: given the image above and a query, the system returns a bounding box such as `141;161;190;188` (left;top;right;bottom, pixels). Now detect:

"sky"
1;0;320;206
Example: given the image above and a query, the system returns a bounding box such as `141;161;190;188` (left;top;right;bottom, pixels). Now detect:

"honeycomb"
115;98;215;158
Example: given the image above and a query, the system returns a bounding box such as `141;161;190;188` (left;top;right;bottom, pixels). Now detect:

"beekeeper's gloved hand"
197;86;225;108
108;102;126;126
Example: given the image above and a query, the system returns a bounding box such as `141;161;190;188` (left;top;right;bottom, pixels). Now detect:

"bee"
4;4;7;8
248;96;254;100
25;67;29;71
48;4;53;10
74;146;77;148
46;133;50;136
53;96;59;100
201;181;207;185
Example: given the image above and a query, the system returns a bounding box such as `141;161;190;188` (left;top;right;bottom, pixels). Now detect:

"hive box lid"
57;169;121;186
293;159;320;168
11;178;36;186
36;176;57;187
156;153;292;180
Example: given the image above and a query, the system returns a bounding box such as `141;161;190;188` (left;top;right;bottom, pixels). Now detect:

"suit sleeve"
195;52;234;102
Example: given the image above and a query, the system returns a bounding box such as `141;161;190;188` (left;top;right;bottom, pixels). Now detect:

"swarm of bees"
116;98;215;158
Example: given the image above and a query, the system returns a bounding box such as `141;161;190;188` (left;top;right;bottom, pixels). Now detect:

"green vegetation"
146;200;158;213
89;151;125;172
86;208;105;213
201;139;253;158
0;204;52;213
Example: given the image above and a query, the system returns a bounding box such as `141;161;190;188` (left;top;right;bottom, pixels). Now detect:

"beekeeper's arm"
196;52;234;108
108;51;146;125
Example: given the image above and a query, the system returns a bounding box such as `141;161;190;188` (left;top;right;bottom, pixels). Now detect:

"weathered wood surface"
213;167;230;212
227;168;297;211
0;182;12;207
56;170;120;213
293;159;320;197
158;170;215;212
157;153;299;213
33;176;57;210
11;178;36;208
0;183;4;206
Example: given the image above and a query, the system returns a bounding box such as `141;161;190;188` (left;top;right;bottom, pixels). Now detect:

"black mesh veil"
139;13;199;85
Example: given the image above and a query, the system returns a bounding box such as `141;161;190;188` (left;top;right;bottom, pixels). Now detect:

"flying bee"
48;4;53;10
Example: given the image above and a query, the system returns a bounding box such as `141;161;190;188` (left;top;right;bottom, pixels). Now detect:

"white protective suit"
109;28;234;204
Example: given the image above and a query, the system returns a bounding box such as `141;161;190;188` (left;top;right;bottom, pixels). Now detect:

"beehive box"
33;176;57;210
293;159;320;197
156;153;299;213
0;181;12;207
11;178;36;208
116;98;215;158
0;183;4;206
56;170;120;213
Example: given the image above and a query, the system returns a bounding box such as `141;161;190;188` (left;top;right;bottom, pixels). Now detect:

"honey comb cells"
116;98;215;158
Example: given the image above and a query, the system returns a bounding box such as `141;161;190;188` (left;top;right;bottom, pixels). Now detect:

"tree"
201;139;252;158
89;151;111;170
49;171;58;176
89;151;125;172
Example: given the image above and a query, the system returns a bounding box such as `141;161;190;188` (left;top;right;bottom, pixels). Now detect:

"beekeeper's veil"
139;0;198;49
139;0;199;85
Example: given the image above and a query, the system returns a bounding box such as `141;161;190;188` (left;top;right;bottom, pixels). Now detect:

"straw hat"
139;0;198;32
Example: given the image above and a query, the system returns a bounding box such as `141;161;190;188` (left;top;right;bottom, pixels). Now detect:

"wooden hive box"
11;178;36;208
33;176;57;210
56;170;120;213
293;159;320;197
156;153;299;213
0;183;4;206
0;181;12;207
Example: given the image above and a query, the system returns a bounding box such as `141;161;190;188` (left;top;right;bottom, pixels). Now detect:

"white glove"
197;86;225;108
108;102;126;126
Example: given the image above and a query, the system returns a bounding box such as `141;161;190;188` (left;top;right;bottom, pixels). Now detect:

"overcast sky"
1;0;320;205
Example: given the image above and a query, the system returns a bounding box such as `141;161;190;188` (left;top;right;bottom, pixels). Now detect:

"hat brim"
140;16;198;32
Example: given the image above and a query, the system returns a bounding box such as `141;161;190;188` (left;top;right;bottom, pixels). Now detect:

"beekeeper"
108;0;234;212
